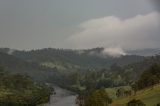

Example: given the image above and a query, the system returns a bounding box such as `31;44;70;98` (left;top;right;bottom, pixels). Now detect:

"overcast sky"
0;0;159;50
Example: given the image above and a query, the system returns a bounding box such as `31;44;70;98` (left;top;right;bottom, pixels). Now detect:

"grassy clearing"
105;86;131;99
41;62;67;70
109;84;160;106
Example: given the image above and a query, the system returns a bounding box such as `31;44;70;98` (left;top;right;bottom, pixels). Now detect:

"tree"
0;65;53;105
110;63;123;72
131;83;138;95
137;64;160;89
84;89;112;106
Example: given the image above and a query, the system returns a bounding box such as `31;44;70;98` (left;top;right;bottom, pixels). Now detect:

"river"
42;86;77;106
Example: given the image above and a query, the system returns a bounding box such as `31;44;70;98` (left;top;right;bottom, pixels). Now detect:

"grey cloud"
0;0;158;50
151;0;160;11
67;12;160;50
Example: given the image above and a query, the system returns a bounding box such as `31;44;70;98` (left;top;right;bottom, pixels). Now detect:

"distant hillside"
100;55;160;86
124;55;160;78
0;52;56;81
0;48;145;69
1;48;160;84
127;48;160;56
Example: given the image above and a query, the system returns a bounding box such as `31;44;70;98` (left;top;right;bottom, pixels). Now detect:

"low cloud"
67;12;160;50
88;47;126;58
102;47;126;57
7;49;15;55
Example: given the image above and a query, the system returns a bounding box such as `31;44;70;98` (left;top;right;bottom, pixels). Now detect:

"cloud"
151;0;160;11
67;12;160;50
102;47;126;57
87;47;126;58
7;49;15;55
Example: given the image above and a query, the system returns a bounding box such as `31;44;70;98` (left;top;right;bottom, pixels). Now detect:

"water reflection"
43;86;77;106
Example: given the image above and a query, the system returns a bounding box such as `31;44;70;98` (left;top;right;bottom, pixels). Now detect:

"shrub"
127;99;145;106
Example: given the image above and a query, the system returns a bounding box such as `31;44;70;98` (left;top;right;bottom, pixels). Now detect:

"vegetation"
110;84;160;106
110;64;160;106
0;48;160;106
127;99;145;106
157;103;160;106
76;88;112;106
137;64;160;89
0;48;145;69
0;66;53;106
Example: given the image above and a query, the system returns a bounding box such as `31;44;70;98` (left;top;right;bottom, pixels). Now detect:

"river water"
42;86;77;106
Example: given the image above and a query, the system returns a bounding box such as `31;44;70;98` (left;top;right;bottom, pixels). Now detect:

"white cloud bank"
67;12;160;50
102;47;126;57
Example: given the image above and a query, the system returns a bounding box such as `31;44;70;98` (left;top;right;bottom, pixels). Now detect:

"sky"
0;0;160;50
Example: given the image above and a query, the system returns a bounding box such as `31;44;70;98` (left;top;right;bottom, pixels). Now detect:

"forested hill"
0;48;145;69
1;48;160;93
0;52;57;81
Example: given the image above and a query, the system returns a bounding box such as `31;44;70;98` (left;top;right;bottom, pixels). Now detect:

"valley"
0;48;160;106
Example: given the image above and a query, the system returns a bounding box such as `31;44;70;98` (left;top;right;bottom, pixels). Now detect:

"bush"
84;89;112;106
127;99;146;106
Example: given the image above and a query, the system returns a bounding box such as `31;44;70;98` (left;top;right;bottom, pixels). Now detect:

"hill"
127;48;160;56
109;84;160;106
0;48;145;70
122;55;160;81
0;52;57;81
2;48;160;92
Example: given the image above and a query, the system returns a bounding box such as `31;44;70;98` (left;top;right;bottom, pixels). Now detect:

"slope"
109;84;160;106
0;52;57;81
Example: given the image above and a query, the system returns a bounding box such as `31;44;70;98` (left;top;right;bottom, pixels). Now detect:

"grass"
0;89;12;97
41;62;67;70
105;86;131;99
41;61;79;71
109;84;160;106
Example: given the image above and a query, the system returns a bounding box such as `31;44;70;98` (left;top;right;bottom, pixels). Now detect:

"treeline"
0;48;144;69
0;66;53;106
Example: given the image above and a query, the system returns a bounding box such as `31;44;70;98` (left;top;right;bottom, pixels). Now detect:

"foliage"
0;66;53;106
137;64;160;89
127;99;146;106
116;88;132;97
84;88;112;106
1;48;160;106
110;84;160;106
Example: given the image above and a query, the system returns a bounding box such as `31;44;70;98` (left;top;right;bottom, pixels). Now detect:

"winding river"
43;86;77;106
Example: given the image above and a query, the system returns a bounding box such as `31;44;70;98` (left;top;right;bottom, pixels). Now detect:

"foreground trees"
127;99;145;106
76;88;112;106
0;66;53;106
137;64;160;89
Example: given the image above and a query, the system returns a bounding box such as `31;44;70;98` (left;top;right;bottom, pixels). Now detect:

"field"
108;84;160;106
